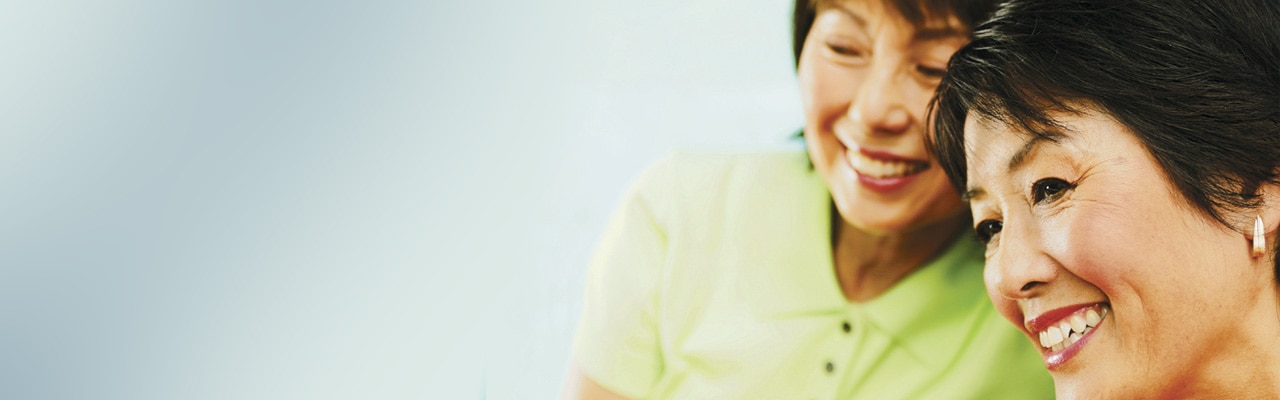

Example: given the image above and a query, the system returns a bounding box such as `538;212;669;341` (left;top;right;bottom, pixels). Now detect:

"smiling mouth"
845;150;929;179
1035;304;1109;352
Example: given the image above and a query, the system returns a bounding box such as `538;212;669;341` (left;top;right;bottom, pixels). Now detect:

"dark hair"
929;0;1280;265
792;0;1003;68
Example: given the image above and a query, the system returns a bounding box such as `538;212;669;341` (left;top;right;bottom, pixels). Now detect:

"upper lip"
1025;302;1107;334
858;148;928;163
833;132;929;164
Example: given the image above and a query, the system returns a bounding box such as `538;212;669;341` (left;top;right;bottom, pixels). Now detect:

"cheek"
901;83;937;120
1046;204;1138;295
922;168;962;203
799;60;858;174
799;63;858;126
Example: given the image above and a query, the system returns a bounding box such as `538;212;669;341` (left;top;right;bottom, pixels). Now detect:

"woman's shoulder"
623;150;822;223
638;150;819;200
628;149;829;256
657;149;811;176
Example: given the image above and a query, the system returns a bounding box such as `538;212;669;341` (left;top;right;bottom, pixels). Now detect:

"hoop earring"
1253;215;1266;258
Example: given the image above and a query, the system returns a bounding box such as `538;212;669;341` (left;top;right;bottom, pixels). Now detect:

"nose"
847;61;911;135
987;217;1058;300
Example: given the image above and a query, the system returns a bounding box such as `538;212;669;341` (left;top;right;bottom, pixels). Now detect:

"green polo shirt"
573;151;1052;399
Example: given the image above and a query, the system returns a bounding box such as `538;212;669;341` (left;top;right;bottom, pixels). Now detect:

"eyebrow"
914;26;967;41
828;4;870;31
1007;135;1049;171
828;3;967;42
961;134;1058;202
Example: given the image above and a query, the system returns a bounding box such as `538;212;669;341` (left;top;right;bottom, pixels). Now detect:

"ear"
1253;181;1280;276
1259;180;1280;237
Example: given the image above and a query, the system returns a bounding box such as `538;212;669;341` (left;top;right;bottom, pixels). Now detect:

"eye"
974;219;1003;244
916;65;946;79
1032;178;1073;204
826;42;864;58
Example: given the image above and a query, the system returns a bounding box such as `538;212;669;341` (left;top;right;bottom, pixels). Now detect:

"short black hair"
932;0;1280;225
792;0;1002;68
929;0;1280;262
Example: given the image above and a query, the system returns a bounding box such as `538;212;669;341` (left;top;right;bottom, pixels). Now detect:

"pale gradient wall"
0;0;801;398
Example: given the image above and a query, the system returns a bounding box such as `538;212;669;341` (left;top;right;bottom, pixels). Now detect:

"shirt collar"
752;157;993;370
757;162;992;369
859;234;989;369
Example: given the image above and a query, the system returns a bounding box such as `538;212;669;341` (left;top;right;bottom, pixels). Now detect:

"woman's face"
797;1;968;233
964;108;1270;398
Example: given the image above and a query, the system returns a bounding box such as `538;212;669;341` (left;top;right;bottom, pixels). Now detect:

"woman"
563;0;1052;398
930;0;1280;398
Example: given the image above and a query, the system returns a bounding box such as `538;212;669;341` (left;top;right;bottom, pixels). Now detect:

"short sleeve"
571;158;673;399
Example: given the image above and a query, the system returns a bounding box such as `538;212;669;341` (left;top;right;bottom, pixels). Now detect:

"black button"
841;321;851;333
825;361;834;373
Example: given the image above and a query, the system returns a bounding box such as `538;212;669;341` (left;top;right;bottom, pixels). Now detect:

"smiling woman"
562;0;1054;399
930;0;1280;398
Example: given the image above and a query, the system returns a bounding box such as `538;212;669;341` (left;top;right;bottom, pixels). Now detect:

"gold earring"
1253;215;1266;258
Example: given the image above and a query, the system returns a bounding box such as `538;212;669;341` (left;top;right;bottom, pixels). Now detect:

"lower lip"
855;172;917;193
1043;315;1105;370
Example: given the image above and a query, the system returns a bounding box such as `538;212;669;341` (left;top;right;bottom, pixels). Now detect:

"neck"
1165;281;1280;399
831;208;968;303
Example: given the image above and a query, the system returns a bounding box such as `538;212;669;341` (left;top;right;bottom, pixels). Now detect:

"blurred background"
0;0;801;398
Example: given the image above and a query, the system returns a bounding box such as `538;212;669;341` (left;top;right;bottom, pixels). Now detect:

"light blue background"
1;0;800;398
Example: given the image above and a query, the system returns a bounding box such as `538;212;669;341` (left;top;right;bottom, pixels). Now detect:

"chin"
1053;368;1147;400
1055;380;1112;400
836;210;915;235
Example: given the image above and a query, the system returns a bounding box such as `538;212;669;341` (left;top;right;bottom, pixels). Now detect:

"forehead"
960;114;1060;202
963;116;1027;175
815;0;969;36
962;109;1139;183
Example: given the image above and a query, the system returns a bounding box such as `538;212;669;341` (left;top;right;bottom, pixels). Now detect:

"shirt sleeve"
571;157;674;399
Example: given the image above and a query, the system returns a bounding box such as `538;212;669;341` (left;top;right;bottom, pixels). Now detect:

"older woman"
930;0;1280;398
562;0;1054;399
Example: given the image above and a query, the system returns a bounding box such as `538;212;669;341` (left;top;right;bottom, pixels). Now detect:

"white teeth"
1063;331;1083;348
1046;326;1063;345
1085;309;1101;325
1070;315;1086;333
1035;305;1110;351
846;150;926;179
